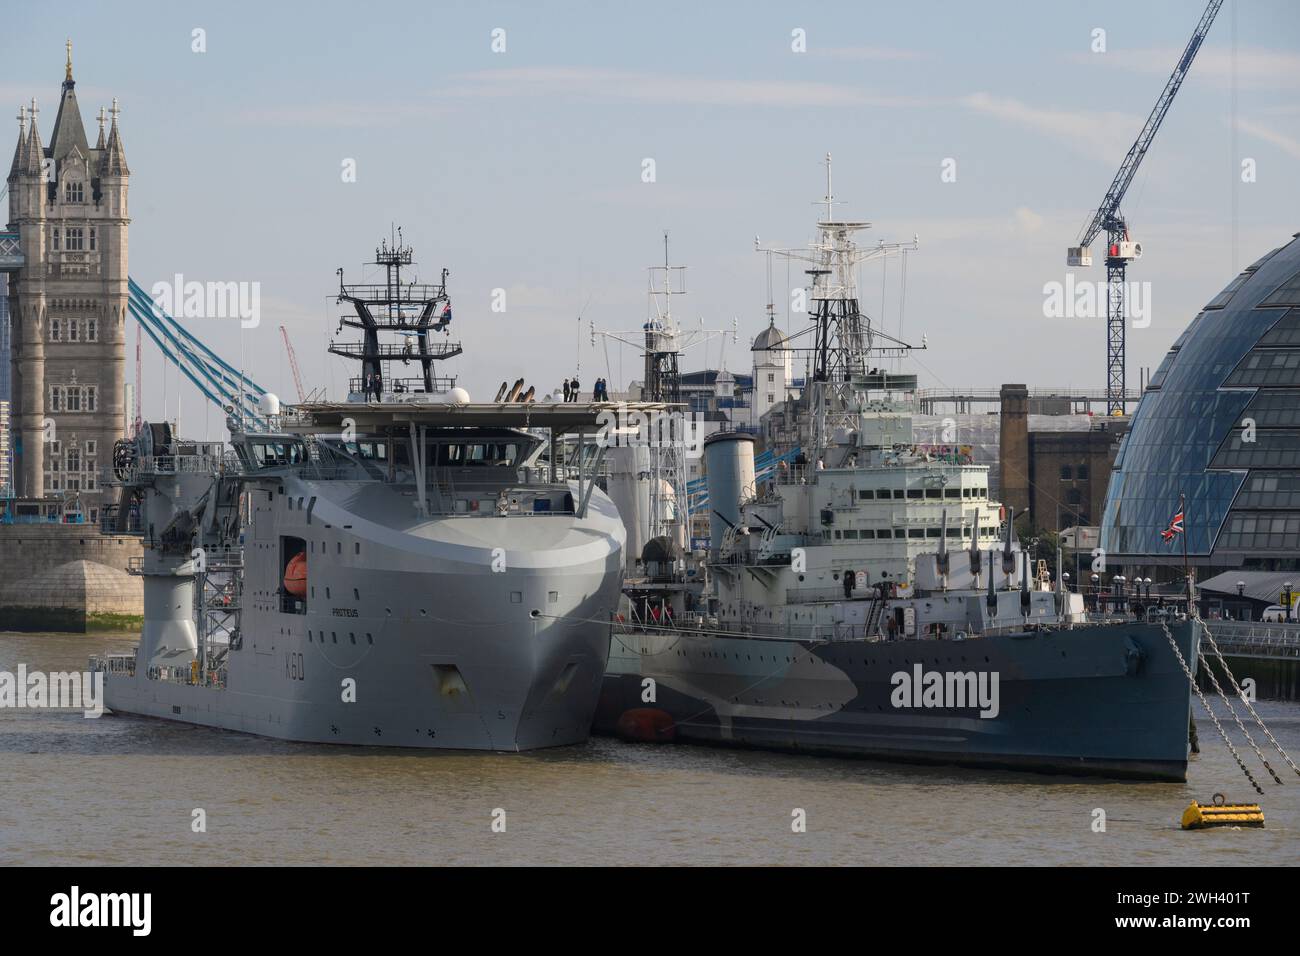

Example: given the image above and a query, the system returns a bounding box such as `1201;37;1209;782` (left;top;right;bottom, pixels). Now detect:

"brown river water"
1;631;1296;866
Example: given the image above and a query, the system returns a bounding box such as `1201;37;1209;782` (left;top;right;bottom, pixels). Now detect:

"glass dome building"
1102;232;1300;574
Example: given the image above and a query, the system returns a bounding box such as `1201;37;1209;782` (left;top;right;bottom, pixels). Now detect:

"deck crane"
279;325;306;402
1067;0;1223;415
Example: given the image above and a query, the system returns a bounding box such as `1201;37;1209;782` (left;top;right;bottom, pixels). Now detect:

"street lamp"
1091;573;1100;610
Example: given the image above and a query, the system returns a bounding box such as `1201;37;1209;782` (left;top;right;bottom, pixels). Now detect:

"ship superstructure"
92;237;661;751
594;164;1201;780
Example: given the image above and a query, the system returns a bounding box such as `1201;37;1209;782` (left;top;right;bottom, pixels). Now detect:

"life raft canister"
283;551;308;597
616;708;676;743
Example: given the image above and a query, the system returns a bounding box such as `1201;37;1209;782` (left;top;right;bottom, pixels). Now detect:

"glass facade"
1101;235;1300;567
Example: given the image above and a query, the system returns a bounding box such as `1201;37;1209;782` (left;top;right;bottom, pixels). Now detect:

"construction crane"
1067;0;1224;415
279;325;306;402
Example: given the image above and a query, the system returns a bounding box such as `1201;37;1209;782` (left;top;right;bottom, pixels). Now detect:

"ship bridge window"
946;527;961;538
250;441;306;469
944;488;961;499
925;488;941;499
434;442;521;467
908;528;924;539
906;489;923;499
893;490;905;500
858;489;874;500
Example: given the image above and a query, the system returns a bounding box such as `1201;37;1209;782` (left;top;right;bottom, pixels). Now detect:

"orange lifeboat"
283;552;308;597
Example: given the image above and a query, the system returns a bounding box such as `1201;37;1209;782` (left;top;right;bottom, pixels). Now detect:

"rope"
1160;619;1263;795
1201;619;1300;778
1197;648;1282;785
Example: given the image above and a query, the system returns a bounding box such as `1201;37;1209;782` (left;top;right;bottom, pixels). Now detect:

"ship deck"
285;401;684;434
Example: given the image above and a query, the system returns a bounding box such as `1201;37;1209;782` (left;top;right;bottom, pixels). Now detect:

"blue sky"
4;0;1298;436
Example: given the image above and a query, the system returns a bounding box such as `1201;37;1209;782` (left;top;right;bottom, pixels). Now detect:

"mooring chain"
1201;619;1300;779
1197;649;1283;786
1161;621;1264;795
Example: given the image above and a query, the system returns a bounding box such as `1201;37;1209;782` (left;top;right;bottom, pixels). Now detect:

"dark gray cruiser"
594;180;1199;780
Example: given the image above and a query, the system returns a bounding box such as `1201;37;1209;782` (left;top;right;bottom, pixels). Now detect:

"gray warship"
91;236;652;751
593;177;1201;780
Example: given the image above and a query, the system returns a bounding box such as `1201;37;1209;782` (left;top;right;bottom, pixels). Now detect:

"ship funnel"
703;432;757;556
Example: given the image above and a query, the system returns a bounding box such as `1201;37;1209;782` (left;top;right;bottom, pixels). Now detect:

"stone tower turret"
5;42;129;520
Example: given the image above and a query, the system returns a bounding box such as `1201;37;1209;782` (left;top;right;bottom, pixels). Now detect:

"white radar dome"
259;392;282;416
448;387;471;404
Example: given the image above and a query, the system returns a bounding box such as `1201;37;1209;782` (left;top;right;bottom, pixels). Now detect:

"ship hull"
102;476;626;753
104;607;610;751
594;619;1200;780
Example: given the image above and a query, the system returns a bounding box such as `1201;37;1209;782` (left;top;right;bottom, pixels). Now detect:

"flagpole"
1179;491;1193;615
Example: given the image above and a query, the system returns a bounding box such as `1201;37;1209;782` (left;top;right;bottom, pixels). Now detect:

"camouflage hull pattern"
594;619;1200;780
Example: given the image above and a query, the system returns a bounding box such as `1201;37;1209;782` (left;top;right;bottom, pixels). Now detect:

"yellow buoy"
1181;793;1264;830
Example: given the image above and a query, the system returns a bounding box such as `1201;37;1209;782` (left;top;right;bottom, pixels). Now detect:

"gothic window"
85;472;96;491
89;227;96;251
64;180;84;203
1060;465;1073;480
66;388;81;412
67;446;80;473
767;373;774;382
85;440;97;456
48;385;62;412
48;474;60;491
52;227;60;251
84;386;97;412
66;228;84;251
67;319;80;342
50;318;61;342
65;476;80;492
86;318;97;341
1077;463;1089;480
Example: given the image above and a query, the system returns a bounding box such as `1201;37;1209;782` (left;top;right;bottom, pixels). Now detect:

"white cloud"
1066;47;1300;91
1236;118;1300;159
961;92;1139;164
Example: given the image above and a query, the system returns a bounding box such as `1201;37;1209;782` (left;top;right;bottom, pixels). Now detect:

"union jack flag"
1161;509;1185;543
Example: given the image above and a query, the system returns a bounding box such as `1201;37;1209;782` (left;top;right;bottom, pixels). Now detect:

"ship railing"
134;453;226;476
330;342;462;360
346;375;458;395
1200;620;1300;657
98;504;143;535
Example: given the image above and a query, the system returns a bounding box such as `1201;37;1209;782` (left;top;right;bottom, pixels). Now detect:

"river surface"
1;631;1296;866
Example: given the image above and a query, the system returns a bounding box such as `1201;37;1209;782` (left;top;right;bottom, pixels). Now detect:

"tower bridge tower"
5;42;129;520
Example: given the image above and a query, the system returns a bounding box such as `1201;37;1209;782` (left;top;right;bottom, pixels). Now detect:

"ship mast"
592;233;736;547
330;230;463;399
758;154;919;460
